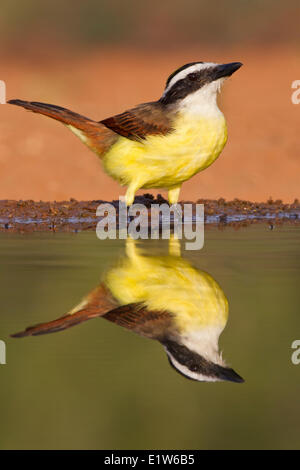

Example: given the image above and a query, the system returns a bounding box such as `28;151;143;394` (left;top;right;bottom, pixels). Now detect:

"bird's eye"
188;73;198;81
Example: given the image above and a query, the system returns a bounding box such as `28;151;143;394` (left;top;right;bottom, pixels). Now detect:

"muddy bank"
0;195;300;233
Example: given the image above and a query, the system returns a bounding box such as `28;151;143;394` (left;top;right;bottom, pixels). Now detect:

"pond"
0;225;299;449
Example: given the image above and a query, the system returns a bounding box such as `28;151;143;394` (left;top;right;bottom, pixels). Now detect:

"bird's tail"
11;308;100;337
8;99;94;127
11;285;117;338
8;99;116;154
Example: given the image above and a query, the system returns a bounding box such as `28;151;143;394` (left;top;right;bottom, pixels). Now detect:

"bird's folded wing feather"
103;303;174;339
100;102;174;141
11;282;175;340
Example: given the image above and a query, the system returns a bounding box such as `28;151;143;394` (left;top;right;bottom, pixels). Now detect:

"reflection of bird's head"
164;339;244;383
160;61;242;108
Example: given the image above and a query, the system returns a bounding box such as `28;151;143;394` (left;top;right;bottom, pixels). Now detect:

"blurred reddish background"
1;1;300;202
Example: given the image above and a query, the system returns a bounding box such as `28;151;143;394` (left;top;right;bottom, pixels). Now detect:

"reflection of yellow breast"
103;112;227;189
105;252;228;333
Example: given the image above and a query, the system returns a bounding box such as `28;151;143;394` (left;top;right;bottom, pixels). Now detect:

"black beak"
217;366;245;383
214;62;243;80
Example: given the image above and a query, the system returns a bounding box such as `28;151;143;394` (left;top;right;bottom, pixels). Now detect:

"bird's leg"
125;236;146;270
125;236;138;258
168;185;182;223
168;186;181;205
125;182;140;207
168;235;181;257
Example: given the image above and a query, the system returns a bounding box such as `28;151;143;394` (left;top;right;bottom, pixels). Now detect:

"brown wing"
103;303;174;340
10;280;175;340
100;102;175;141
11;285;117;338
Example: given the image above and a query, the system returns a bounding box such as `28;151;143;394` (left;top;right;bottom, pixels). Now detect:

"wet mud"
0;195;300;233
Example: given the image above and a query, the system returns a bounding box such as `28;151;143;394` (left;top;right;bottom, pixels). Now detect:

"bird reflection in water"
12;238;244;383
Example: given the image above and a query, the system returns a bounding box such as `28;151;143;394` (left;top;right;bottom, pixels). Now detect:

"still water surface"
0;225;299;449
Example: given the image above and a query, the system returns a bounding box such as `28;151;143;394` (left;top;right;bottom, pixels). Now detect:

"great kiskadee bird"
11;238;244;383
8;61;242;206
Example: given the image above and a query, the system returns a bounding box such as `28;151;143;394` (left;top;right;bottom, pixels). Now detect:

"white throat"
181;325;225;366
178;78;225;117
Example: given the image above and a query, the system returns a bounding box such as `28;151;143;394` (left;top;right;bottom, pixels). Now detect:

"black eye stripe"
160;66;215;105
188;72;199;81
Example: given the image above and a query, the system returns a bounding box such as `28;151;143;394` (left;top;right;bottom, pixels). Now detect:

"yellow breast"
103;111;227;190
105;251;228;333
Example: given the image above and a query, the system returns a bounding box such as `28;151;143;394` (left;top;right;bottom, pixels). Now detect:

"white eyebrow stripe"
163;62;217;96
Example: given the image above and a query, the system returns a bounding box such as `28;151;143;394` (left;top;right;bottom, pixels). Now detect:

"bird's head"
163;335;244;384
160;61;242;112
